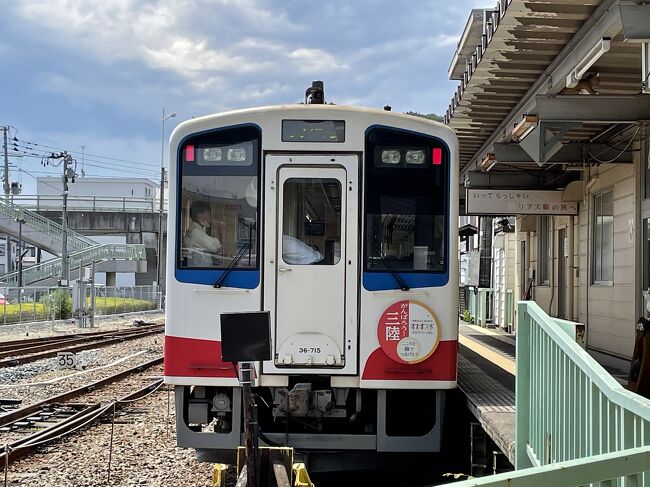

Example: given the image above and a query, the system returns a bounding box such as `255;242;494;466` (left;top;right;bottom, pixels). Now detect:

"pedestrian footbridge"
447;301;650;486
0;198;146;286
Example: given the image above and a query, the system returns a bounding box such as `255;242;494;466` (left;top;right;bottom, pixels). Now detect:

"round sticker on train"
377;300;440;364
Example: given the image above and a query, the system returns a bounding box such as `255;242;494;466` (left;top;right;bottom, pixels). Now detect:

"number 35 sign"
57;351;77;369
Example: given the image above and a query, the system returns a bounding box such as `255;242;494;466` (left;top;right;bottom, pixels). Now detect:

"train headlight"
381;150;401;164
227;148;247;162
405;150;425;165
203;147;222;161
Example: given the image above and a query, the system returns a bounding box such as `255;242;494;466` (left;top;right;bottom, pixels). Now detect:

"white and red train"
164;88;459;460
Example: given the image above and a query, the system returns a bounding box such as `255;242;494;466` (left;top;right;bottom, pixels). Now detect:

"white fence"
9;195;165;213
0;285;162;326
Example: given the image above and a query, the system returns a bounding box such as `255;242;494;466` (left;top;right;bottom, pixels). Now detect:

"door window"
281;178;342;265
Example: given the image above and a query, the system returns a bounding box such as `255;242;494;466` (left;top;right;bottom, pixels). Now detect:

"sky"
0;0;486;194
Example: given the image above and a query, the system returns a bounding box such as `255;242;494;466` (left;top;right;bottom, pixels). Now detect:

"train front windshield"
364;127;448;274
177;126;260;270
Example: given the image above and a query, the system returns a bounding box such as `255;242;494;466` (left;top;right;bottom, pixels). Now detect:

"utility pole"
15;217;26;288
158;108;176;290
157;165;165;286
81;145;85;177
42;151;76;285
2;126;9;197
61;152;75;285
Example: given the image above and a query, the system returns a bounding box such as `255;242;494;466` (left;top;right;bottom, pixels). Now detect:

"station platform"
457;322;517;465
457;320;631;467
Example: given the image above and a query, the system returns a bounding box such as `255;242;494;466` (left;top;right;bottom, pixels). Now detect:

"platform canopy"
445;0;650;205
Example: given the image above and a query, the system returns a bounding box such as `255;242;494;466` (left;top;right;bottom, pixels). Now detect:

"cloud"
10;0;346;91
2;0;477;169
288;48;350;73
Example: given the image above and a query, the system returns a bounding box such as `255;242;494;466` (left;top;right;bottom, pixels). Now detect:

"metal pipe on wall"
568;215;575;321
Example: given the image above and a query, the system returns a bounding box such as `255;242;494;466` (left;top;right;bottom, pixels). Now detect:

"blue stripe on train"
362;271;449;291
174;269;260;289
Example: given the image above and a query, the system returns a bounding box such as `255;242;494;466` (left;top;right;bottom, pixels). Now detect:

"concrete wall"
38;210;167;288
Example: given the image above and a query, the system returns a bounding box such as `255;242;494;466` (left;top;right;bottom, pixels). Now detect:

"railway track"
0;324;164;368
0;356;164;466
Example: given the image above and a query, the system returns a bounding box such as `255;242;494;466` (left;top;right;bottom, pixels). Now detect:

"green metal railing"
515;301;650;470
443;447;650;486
0;243;146;286
466;287;494;327
445;301;650;487
0;197;97;251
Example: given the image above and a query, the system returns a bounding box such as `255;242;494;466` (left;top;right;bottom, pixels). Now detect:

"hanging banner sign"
377;300;440;364
466;189;578;216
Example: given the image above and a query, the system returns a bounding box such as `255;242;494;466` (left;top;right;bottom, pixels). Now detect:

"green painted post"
516;301;532;469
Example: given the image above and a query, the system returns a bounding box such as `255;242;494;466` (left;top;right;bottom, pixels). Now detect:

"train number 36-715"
298;347;321;354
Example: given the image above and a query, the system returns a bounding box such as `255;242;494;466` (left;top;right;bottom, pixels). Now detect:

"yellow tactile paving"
465;324;516;346
458;333;516;376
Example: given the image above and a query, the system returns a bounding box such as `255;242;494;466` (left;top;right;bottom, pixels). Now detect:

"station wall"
515;150;641;363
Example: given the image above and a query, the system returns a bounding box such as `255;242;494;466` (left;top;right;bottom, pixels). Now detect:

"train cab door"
264;155;358;374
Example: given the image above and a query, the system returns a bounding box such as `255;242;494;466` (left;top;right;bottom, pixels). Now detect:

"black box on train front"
220;311;271;363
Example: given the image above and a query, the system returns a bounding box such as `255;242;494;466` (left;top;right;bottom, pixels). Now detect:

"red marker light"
185;144;195;162
432;147;442;165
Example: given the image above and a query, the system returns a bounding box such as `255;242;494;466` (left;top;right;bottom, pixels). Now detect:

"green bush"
39;289;73;319
462;309;472;323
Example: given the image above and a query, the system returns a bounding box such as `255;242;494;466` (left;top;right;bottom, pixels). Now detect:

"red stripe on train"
164;335;237;378
362;340;457;381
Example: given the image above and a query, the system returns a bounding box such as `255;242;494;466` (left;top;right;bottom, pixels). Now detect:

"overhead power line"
17;138;160;168
10;144;159;178
11;142;159;177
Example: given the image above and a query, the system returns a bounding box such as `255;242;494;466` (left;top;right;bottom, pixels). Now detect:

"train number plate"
57;352;77;369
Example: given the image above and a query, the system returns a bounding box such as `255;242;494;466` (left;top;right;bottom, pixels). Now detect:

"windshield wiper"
214;243;250;288
373;246;410;291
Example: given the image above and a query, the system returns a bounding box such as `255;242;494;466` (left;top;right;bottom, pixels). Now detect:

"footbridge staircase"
0;198;146;286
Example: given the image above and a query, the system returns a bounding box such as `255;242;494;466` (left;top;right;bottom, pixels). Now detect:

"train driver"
185;200;222;266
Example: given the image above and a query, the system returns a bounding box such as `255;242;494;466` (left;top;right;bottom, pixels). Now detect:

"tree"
404;111;444;122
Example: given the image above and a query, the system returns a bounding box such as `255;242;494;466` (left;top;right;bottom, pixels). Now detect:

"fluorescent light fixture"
479;153;496;172
512;114;539;141
566;38;611;88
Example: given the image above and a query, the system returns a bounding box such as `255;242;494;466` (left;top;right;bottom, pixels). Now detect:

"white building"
36;177;159;210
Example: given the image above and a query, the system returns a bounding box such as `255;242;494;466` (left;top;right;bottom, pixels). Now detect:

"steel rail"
0;324;163;358
0;323;162;352
0;327;163;368
0;377;164;466
0;355;163;428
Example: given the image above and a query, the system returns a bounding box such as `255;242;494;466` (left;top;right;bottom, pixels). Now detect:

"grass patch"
0;296;157;325
92;297;157;314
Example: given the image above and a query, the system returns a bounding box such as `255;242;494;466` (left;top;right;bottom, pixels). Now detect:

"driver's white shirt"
185;220;222;253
